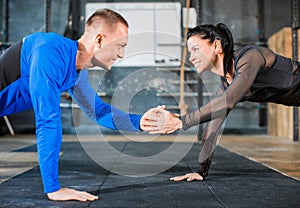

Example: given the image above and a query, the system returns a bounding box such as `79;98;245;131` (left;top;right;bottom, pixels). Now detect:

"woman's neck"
225;61;235;84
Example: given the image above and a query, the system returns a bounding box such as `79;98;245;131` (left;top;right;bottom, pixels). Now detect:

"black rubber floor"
0;139;299;208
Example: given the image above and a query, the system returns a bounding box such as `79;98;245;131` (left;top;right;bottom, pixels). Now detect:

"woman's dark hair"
187;23;234;77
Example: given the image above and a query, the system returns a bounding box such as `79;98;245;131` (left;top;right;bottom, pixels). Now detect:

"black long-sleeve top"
181;45;300;163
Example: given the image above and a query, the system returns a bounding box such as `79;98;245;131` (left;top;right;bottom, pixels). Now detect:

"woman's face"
187;35;217;74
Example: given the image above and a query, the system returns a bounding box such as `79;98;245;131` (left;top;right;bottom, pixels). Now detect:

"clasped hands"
140;105;182;134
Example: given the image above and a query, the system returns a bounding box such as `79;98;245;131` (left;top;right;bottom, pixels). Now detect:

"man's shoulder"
32;32;69;41
24;32;77;55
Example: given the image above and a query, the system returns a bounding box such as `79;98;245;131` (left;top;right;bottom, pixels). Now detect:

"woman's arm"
170;111;227;182
198;116;226;176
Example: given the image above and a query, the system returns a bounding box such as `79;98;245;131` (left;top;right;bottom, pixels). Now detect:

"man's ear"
95;34;104;48
214;39;223;54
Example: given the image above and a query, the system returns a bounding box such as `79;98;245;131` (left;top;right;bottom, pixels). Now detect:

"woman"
146;23;300;182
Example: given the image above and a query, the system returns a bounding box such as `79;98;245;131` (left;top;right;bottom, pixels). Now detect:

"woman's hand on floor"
170;173;203;182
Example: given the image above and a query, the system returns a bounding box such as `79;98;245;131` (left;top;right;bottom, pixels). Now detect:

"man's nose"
118;48;125;59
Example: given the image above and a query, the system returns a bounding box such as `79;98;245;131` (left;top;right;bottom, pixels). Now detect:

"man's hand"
170;173;203;182
47;188;99;202
140;105;182;134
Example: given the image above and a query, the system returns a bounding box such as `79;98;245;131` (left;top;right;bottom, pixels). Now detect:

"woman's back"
234;45;300;105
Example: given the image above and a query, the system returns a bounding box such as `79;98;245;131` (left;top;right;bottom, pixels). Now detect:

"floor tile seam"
205;183;227;208
185;158;227;207
87;142;129;207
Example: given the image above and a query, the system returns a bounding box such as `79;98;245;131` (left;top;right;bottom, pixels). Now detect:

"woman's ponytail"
216;23;234;76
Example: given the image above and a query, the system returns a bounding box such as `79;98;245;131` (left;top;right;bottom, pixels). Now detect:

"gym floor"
0;134;299;207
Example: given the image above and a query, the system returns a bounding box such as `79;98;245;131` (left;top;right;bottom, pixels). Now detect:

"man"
0;8;165;202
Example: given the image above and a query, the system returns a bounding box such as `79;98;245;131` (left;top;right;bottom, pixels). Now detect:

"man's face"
92;22;128;70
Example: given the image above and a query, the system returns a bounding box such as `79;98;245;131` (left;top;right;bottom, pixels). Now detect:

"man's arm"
29;46;63;194
68;70;141;132
29;47;98;202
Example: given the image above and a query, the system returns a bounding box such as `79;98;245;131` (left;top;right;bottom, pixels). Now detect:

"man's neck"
76;41;93;69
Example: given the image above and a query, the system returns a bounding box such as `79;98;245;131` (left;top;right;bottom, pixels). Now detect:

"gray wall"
0;0;295;134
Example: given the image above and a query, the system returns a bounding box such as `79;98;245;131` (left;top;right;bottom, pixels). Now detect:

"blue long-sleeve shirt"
17;32;141;193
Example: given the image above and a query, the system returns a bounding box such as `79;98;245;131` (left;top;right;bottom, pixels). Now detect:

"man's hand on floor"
47;188;99;202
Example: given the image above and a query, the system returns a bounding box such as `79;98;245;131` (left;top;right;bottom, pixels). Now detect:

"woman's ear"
214;40;223;54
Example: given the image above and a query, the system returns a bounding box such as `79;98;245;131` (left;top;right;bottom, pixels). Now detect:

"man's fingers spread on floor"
79;197;88;202
86;194;99;201
78;195;93;202
81;192;98;201
90;195;99;200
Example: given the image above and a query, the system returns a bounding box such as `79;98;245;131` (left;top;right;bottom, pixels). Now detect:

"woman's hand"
170;173;203;182
47;188;99;202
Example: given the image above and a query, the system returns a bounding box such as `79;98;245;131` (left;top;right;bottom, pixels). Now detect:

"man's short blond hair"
86;8;128;30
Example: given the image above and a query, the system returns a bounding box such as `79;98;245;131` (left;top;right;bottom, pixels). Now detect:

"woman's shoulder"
234;45;276;67
235;45;275;55
234;45;274;62
235;45;264;56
